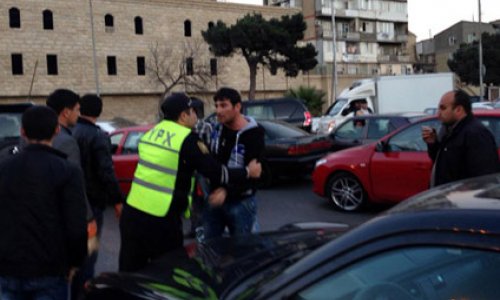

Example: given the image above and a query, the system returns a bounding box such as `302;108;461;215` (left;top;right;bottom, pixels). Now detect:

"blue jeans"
0;276;68;300
203;195;257;240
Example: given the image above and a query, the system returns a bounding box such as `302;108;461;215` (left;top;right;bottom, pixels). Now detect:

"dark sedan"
258;120;332;186
329;112;425;152
86;173;500;299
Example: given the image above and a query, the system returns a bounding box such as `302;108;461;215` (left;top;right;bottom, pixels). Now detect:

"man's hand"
208;187;227;207
421;126;437;144
246;159;262;178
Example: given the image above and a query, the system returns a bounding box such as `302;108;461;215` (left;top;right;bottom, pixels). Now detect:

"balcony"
377;54;411;63
396;34;408;42
338;32;360;41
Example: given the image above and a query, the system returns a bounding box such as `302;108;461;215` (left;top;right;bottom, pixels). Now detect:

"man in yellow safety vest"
119;92;261;272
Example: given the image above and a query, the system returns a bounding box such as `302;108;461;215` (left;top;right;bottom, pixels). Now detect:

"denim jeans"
203;195;257;240
0;276;68;300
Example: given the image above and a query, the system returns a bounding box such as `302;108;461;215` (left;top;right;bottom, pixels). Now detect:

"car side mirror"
376;140;389;152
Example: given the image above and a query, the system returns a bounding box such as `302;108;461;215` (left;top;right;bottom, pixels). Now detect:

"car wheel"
326;172;366;211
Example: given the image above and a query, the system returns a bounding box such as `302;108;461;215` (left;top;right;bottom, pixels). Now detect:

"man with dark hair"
0;106;87;300
119;92;261;272
422;89;500;186
205;87;265;239
72;94;122;298
46;89;81;164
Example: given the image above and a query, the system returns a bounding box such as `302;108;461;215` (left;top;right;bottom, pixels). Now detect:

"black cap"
80;94;103;117
161;93;193;120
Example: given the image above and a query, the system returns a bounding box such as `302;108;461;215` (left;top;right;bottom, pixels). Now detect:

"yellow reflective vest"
127;120;193;217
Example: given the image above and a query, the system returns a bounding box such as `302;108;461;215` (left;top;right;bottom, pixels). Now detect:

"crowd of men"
0;87;263;300
0;87;499;300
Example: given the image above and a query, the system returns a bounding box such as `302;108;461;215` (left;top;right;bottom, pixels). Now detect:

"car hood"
86;227;346;299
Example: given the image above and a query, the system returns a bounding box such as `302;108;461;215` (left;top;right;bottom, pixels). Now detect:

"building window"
47;54;58;75
184;20;191;37
107;56;117;75
186;57;193;75
134;16;143;35
9;7;21;28
210;58;217;76
137;56;145;75
11;54;23;75
43;10;53;30
105;14;114;32
448;36;456;46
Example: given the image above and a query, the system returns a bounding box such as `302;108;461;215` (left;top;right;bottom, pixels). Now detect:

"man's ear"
235;102;242;113
54;124;61;137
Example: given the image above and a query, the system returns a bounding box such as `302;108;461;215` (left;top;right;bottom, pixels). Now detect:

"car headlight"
315;158;327;167
327;120;336;133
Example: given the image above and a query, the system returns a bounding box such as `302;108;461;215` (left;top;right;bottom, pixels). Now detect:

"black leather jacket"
73;117;123;209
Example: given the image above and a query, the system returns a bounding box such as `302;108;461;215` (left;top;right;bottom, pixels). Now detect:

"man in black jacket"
204;87;265;239
422;89;500;186
72;94;122;298
0;106;87;299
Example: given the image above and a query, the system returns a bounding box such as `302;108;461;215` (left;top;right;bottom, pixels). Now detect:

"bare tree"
147;38;218;99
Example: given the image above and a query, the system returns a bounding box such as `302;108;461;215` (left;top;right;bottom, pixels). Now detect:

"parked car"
110;120;331;194
0;103;33;159
312;110;500;211
423;107;437;115
86;173;500;300
328;113;425;152
206;97;312;132
97;117;137;134
472;102;494;110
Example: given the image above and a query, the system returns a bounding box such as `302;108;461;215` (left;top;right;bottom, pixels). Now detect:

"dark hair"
80;94;103;117
46;89;80;115
453;89;472;115
161;92;193;121
190;97;204;119
22;106;58;141
213;87;241;105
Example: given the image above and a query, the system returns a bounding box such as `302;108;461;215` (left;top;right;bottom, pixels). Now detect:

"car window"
479;117;500;146
245;105;275;120
335;119;364;140
295;246;500;300
122;131;145;154
327;99;348;116
110;132;123;154
367;118;391;139
388;120;440;152
274;102;297;119
0;114;22;139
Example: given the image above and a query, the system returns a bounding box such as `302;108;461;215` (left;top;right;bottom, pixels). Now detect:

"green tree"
448;33;500;86
285;86;325;117
202;13;317;100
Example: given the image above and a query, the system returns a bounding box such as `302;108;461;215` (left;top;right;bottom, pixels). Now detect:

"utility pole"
89;0;100;96
330;0;338;105
478;0;484;100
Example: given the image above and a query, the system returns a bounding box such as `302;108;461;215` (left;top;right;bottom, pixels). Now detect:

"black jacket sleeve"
61;164;88;268
92;132;123;204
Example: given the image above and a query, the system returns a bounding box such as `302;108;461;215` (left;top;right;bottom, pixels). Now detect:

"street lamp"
478;0;484;100
330;0;338;105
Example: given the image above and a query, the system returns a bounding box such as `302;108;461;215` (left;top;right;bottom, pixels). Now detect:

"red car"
110;125;151;195
312;111;500;212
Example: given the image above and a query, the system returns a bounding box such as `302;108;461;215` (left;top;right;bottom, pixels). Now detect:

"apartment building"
0;0;301;123
415;38;435;73
267;0;413;77
434;21;496;72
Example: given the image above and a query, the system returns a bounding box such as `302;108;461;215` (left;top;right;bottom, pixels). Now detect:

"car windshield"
327;99;348;116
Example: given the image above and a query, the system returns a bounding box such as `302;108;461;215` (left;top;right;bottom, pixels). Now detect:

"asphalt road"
95;177;383;274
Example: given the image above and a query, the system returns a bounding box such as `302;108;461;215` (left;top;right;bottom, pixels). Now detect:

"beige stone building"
0;0;307;123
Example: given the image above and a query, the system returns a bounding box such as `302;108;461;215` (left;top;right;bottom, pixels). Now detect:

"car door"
369;119;441;202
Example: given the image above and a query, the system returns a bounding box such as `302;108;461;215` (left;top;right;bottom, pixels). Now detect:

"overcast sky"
220;0;500;41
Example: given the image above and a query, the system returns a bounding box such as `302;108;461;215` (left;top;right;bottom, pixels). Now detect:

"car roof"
110;124;153;134
243;97;305;106
0;103;34;113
